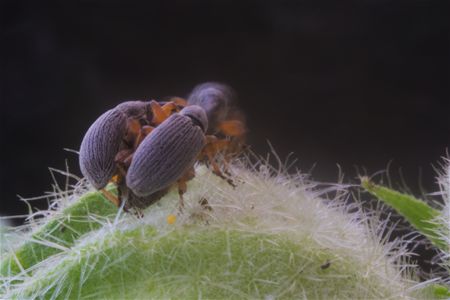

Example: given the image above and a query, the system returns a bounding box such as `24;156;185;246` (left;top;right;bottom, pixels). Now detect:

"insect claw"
227;178;237;188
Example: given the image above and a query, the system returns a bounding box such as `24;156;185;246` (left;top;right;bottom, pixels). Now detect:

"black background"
1;0;449;226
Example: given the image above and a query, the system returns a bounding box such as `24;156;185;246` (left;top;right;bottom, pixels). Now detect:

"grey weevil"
79;99;185;206
126;105;208;209
79;101;152;190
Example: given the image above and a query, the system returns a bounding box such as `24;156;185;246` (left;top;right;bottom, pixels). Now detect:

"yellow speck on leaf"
167;214;176;225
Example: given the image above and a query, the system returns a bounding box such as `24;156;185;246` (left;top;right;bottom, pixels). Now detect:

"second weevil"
126;105;208;209
187;82;247;181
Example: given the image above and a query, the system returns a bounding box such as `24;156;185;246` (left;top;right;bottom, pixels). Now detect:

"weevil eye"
180;105;208;133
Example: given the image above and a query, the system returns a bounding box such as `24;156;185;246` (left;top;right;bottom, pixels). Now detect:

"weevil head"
180;105;208;133
187;82;235;132
115;100;153;123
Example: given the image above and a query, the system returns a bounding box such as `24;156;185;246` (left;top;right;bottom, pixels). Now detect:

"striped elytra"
126;105;208;197
79;101;152;190
79;108;127;189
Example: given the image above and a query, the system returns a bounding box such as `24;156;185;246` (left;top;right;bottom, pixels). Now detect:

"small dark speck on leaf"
320;260;331;270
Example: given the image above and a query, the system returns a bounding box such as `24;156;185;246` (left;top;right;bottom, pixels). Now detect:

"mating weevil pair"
79;82;246;212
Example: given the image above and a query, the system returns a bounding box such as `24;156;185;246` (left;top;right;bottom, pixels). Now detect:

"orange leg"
123;118;142;146
176;167;195;211
134;125;154;148
150;100;168;125
101;188;121;207
211;139;232;153
150;100;180;125
218;120;246;137
161;101;180;115
204;134;244;160
220;137;246;172
168;97;187;107
216;119;247;161
202;137;236;187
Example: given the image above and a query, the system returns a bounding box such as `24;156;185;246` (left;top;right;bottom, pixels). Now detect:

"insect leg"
168;97;187;108
218;120;246;137
150;100;181;125
176;167;196;212
202;136;236;187
134;125;154;148
122;119;142;147
100;188;121;207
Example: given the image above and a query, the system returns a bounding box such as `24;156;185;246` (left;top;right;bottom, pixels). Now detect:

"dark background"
1;0;449;226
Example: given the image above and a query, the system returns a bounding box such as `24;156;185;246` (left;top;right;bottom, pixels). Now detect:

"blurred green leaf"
432;284;450;299
0;188;118;279
361;177;447;251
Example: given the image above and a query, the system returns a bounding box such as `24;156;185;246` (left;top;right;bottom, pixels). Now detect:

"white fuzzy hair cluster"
1;154;427;299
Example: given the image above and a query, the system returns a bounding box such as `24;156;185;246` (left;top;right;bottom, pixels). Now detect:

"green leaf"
432;284;450;299
361;177;447;251
0;188;118;279
1;167;428;298
8;226;413;299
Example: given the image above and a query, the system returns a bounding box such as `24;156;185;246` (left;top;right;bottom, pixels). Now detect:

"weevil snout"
180;105;208;133
116;100;153;123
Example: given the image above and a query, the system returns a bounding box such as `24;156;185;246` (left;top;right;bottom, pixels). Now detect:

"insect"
126;105;208;209
79;99;185;207
187;82;247;182
79;82;247;211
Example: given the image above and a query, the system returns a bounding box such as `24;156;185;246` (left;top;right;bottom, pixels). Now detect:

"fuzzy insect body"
126;106;208;197
187;82;234;134
186;82;247;184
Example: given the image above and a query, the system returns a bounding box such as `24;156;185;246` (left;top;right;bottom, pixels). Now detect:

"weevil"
126;105;208;209
187;82;247;182
79;99;185;207
79;83;247;212
121;84;247;210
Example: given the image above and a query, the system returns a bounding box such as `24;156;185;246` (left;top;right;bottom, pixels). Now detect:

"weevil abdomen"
79;108;127;189
126;105;208;197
